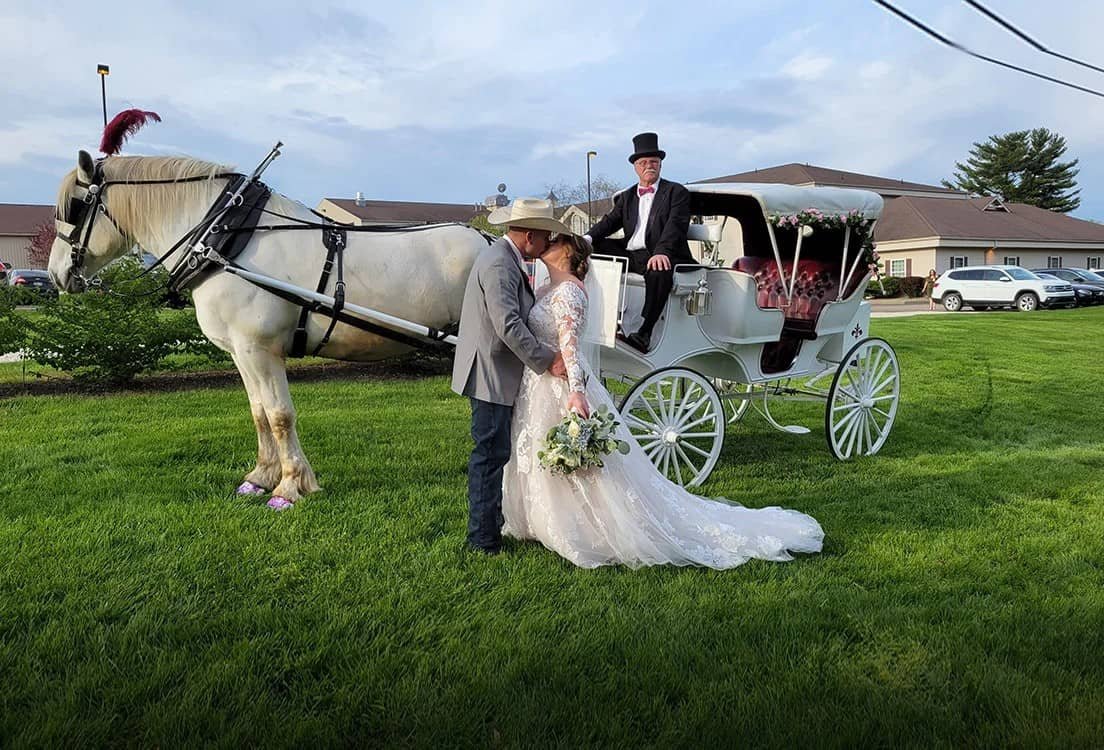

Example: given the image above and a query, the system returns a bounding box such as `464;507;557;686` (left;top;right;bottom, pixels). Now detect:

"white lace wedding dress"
502;280;824;569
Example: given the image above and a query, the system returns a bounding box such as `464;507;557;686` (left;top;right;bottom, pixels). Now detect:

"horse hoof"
236;481;268;496
267;496;295;511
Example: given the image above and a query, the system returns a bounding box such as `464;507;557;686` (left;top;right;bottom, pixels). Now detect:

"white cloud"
781;54;833;81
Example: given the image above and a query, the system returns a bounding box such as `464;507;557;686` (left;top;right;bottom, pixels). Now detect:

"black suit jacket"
587;178;693;265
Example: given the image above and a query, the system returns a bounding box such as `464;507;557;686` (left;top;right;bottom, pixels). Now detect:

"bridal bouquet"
538;405;631;475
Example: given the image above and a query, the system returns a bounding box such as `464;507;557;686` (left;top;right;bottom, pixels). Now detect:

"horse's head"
48;150;133;292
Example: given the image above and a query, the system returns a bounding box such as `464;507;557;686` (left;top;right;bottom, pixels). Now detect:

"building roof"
694;163;965;198
0;203;54;236
876;196;1104;243
322;198;484;225
557;196;615;220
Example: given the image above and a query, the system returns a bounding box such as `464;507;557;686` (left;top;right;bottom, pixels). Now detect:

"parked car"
1029;267;1104;290
931;265;1075;312
0;261;10;284
5;269;58;300
1034;272;1104;306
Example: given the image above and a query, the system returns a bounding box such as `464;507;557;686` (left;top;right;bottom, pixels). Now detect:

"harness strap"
313;227;347;356
290;226;346;358
234;263;448;354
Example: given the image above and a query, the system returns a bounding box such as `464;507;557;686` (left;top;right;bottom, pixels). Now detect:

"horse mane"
57;155;237;240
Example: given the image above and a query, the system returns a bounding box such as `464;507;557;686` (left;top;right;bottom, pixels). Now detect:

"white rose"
567;421;581;439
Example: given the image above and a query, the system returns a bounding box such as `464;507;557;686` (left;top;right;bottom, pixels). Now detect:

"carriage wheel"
825;338;900;460
714;379;753;424
620;367;724;487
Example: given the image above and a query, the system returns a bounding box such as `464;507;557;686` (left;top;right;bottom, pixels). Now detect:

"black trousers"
466;398;513;551
592;237;673;336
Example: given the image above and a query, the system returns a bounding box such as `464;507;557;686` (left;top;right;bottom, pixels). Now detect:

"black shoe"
464;542;502;556
625;331;651;352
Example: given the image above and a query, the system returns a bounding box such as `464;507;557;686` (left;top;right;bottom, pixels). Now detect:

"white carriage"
569;183;901;487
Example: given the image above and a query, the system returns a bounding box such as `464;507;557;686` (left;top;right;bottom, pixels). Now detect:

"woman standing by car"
922;269;937;311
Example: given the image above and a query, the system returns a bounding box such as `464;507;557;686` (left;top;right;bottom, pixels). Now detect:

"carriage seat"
731;256;860;335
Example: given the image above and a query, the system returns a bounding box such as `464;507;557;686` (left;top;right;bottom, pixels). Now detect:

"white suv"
932;265;1075;312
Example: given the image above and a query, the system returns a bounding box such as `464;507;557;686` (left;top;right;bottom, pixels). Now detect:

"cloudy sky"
3;0;1104;218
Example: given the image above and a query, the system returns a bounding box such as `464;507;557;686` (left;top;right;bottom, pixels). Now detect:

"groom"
452;197;573;555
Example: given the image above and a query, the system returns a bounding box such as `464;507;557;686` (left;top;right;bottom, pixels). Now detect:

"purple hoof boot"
267;496;295;511
236;481;268;496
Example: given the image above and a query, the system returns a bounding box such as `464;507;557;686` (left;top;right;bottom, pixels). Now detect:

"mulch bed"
0;352;453;399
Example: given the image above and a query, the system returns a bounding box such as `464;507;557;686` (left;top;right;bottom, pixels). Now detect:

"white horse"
48;150;487;508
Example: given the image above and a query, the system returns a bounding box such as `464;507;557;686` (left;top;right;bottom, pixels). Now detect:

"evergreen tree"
943;128;1080;212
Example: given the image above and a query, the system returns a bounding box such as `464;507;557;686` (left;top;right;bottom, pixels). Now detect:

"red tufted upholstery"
732;256;862;323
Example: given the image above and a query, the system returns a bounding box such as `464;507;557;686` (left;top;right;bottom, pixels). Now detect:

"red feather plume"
99;109;162;156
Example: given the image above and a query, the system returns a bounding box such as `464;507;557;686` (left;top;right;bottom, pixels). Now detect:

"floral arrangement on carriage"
767;207;883;292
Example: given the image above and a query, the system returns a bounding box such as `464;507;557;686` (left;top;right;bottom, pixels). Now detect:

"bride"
502;234;824;569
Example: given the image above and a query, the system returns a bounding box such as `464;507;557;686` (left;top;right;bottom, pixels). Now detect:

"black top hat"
629;132;666;164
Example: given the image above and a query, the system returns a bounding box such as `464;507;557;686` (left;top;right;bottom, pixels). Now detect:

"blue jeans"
467;398;514;551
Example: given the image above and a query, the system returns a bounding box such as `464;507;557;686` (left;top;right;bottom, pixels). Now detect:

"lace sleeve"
551;282;588;394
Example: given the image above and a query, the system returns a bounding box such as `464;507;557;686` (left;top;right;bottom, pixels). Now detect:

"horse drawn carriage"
48;140;898;505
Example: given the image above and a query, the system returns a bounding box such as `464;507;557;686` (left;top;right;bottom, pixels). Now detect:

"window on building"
889;259;907;277
1002;256;1021;267
1088;256;1102;270
950;256;968;269
1047;256;1063;268
572;215;586;234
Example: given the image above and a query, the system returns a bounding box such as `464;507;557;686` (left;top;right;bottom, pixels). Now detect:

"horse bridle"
55;157;236;285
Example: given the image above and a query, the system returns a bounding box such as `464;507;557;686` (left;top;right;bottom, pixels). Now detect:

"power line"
963;0;1104;77
872;0;1104;100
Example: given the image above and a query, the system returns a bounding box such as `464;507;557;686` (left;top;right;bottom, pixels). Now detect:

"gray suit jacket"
451;237;556;405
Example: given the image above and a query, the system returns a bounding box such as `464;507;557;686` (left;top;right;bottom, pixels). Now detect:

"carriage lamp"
801;225;814;238
686;277;712;316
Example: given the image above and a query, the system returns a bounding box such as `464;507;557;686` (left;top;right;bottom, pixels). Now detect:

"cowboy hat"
629;132;666;163
488;197;571;235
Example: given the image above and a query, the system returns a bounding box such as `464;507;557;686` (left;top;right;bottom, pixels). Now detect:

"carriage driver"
585;132;692;353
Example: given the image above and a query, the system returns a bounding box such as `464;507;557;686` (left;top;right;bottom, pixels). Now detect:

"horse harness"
60;154;483;357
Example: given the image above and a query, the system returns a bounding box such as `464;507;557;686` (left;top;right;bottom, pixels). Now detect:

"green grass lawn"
1;309;1102;747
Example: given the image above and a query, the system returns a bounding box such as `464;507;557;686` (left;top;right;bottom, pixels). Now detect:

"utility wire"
872;0;1104;99
963;0;1104;76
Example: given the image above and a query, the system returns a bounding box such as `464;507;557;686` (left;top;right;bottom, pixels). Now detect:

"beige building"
0;204;54;270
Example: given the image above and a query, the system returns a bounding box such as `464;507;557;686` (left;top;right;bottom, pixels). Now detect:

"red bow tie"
638;186;655;196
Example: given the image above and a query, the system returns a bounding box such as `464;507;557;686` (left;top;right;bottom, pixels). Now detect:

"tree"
943;128;1080;212
543;174;623;208
26;221;57;268
468;213;504;238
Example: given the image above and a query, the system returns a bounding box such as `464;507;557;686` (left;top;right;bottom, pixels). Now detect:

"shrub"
23;292;177;384
899;276;926;298
869;275;901;297
0;292;27;356
94;254;173;307
0;283;54;307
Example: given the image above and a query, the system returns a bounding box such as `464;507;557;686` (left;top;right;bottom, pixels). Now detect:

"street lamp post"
96;64;110;127
586;150;597;226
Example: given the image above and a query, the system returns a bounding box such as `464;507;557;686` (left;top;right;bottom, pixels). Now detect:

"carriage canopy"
687;183;884;220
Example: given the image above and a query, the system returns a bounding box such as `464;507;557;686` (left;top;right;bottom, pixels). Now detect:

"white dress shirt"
626;183;657;251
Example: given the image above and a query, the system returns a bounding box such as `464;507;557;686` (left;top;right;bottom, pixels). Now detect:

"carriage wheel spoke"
639;395;664;426
679;431;718;439
681;442;712;459
680;413;718;433
675;394;711;428
845;409;864;457
671;447;684;485
625;414;658;433
675;444;701;480
862;409;874;455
